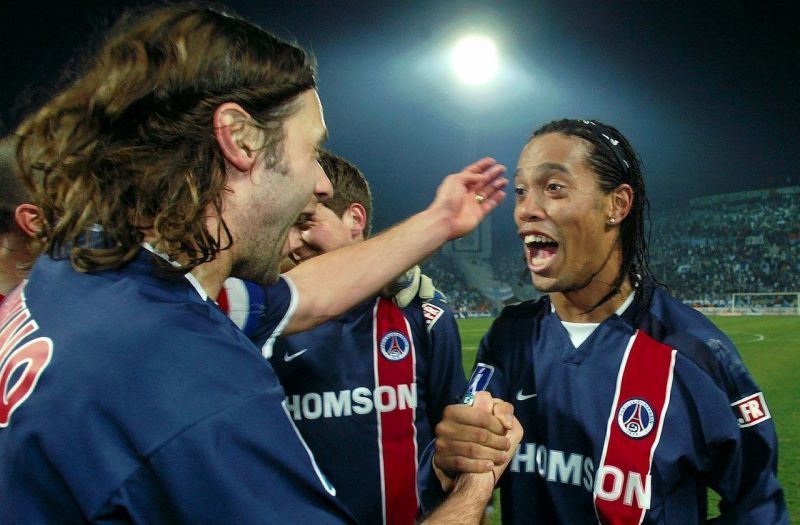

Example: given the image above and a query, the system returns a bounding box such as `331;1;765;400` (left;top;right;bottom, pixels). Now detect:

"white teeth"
524;234;556;244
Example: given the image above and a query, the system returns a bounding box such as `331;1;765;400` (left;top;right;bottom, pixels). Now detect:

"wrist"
452;471;495;502
432;455;457;492
421;471;496;525
414;207;453;244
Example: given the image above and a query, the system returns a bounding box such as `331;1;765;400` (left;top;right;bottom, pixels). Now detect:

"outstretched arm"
284;158;506;333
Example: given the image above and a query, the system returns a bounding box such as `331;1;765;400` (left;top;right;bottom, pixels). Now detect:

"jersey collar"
141;242;209;301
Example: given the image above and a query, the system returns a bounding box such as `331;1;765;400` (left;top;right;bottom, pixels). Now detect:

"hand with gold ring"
426;157;507;241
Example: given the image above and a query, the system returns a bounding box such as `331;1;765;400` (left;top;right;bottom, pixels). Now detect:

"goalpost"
730;292;800;316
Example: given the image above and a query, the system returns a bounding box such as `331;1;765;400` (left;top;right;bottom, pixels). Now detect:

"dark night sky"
2;1;798;240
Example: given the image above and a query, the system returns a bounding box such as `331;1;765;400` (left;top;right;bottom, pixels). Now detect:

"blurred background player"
1;4;513;523
423;119;788;524
267;151;466;525
0;135;40;302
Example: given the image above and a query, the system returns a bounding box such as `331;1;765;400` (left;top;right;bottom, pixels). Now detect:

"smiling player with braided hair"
421;119;788;524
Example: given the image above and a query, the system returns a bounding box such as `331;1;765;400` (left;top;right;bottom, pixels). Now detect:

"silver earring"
608;217;616;224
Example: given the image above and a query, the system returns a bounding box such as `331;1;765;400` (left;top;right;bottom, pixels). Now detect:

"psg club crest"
379;331;410;361
617;398;656;439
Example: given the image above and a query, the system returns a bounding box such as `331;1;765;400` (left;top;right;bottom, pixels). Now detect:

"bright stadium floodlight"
451;34;499;86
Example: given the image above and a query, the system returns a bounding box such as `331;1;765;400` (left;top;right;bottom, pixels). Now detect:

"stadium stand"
649;186;799;312
421;253;493;317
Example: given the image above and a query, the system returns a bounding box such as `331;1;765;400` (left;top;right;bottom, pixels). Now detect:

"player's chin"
530;272;562;293
257;258;281;284
278;257;296;273
232;244;274;281
259;268;281;287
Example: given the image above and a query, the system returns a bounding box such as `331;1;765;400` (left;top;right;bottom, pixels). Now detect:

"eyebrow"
514;162;571;179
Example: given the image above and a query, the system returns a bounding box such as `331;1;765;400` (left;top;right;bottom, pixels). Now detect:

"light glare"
451;35;499;85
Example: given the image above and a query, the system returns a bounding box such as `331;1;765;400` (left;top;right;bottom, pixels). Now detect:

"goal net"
730;292;800;315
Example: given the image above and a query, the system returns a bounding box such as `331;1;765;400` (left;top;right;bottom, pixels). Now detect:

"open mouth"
524;233;559;270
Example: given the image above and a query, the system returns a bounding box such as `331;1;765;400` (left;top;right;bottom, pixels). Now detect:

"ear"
345;203;367;240
15;204;42;237
607;183;633;225
213;102;259;172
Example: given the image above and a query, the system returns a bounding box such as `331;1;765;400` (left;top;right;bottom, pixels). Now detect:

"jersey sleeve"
420;299;467;426
218;277;267;335
668;331;789;524
710;365;788;521
220;276;298;359
100;391;354;524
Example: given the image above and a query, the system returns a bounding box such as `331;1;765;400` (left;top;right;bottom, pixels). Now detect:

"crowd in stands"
420;253;491;317
422;187;799;312
489;252;529;289
649;189;799;306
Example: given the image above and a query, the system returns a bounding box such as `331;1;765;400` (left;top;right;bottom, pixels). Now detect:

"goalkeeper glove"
381;265;444;308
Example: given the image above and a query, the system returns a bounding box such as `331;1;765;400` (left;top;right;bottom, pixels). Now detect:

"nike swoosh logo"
516;389;537;401
284;349;309;362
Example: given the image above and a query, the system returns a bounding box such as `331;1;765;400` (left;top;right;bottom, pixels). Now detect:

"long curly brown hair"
15;4;316;273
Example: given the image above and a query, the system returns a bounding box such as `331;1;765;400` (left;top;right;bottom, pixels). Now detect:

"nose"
315;161;333;203
515;192;546;223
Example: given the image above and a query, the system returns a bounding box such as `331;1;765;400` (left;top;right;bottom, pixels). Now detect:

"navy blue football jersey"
0;250;355;524
420;281;788;524
267;294;465;525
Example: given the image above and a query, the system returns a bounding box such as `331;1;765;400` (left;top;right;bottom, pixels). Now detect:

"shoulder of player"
27;258;232;339
104;385;337;521
493;297;548;325
472;299;547;358
642;288;756;398
399;295;456;330
644;287;736;354
91;274;272;369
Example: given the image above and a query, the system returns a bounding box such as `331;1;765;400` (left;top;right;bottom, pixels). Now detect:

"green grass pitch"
456;315;798;523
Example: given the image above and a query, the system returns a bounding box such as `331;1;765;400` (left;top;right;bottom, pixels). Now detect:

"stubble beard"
230;229;281;287
227;197;286;288
228;148;299;286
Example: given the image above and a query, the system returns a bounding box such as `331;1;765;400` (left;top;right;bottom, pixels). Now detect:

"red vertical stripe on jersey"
594;330;676;525
216;286;229;314
374;297;418;525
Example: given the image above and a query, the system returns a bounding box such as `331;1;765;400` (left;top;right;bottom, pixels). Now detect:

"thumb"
471;391;494;413
492;399;515;431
